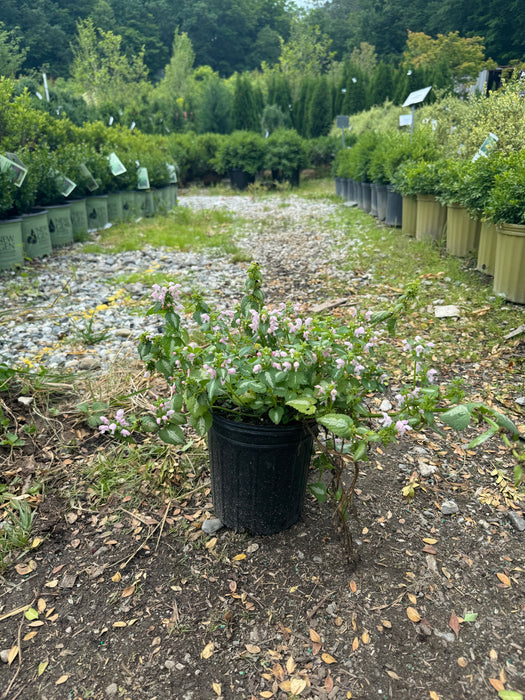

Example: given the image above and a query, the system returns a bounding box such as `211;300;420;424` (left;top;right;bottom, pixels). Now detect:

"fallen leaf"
28;621;44;627
381;619;392;628
335;616;343;627
422;545;437;555
457;657;468;668
55;675;69;685
45;580;59;588
212;682;221;696
15;561;36;576
498;691;524;700
309;628;321;643
322;653;336;664
325;675;334;692
290;678;307;695
408;593;418;605
449;613;460;638
489;678;505;692
23;631;38;641
229;580;237;593
407;607;421;622
205;537;217;550
464;612;478;622
260;692;274;698
352;637;359;651
111;572;122;583
272;663;285;681
245;644;260;654
489;649;498;662
312;641;322;655
350;580;357;593
286;656;296;674
362;631;370;644
279;680;292;693
122;584;135;598
429;692;440;700
233;553;246;561
38;661;48;676
30;537;43;549
7;645;19;665
497;572;511;587
386;670;401;680
37;599;46;613
113;621;127;628
422;538;438;544
201;642;214;659
24;607;39;621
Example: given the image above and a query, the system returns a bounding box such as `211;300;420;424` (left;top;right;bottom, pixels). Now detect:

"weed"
0;496;35;572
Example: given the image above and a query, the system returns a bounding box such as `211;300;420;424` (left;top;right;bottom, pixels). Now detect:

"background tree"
0;22;27;76
232;73;261;131
403;30;489;82
278;20;335;98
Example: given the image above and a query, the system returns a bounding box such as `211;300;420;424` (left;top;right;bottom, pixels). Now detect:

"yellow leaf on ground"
260;692;274;698
23;631;38;641
350;580;357;593
122;584;135;598
362;631;370;644
245;644;260;654
201;642;214;659
497;572;511;587
205;537;217;550
286;656;296;674
488;678;504;692
407;607;421;622
38;661;48;676
45;580;59;588
309;628;321;643
7;645;19;665
422;538;438;544
111;572;122;583
386;670;401;680
489;649;498;661
322;653;337;664
381;619;392;628
37;599;46;613
290;678;307;695
457;657;468;668
233;553;246;561
429;692;440;700
55;675;69;685
352;637;359;651
113;621;127;628
408;593;417;605
212;682;221;696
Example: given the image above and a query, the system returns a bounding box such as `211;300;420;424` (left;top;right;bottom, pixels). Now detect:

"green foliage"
485;149;525;225
391;159;443;197
196;76;233;134
214;130;266;176
232;74;261;132
264;128;308;181
0;21;27;77
304;76;332;138
458;151;508;219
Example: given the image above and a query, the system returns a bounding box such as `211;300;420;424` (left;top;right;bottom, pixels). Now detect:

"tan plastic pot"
493;223;525;304
416;194;446;243
446;204;480;257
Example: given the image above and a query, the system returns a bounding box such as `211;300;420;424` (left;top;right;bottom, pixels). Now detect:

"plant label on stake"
56;173;77;197
108;152;127;176
472;132;499;162
0;153;28;187
137;167;150;190
80;163;99;191
166;163;178;184
399;114;413;127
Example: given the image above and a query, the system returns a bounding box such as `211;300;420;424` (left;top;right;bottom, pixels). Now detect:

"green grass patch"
81;207;244;255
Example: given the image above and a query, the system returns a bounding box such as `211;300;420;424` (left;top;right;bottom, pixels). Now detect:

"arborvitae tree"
370;61;395;106
232;74;259;131
293;76;314;137
197;76;232;134
342;65;368;115
305;75;332;138
267;73;292;121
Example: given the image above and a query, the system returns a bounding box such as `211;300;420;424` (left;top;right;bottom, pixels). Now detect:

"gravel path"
0;193;360;373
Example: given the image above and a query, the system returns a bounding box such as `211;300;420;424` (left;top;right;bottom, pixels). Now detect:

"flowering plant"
134;263;517;461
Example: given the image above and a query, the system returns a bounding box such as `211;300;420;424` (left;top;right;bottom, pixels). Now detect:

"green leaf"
286;397;316;415
38;660;48;676
467;427;498;448
498;691;523;700
155;358;173;378
317;413;353;437
159;424;185;445
352;441;368;461
141;414;159;432
207;378;221;403
269;407;284;425
440;405;472;431
488;409;519;436
192;412;212;436
463;612;478;622
308;482;328;503
24;607;39;621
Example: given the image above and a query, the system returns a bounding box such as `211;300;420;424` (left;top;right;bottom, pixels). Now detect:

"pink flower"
395;420;412;436
253;364;262;374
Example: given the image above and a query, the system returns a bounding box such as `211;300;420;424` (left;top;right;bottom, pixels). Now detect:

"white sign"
403;86;432;107
399;114;413;126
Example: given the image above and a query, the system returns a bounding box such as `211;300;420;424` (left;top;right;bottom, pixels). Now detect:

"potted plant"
435;158;480;258
110;263;520;537
394;159;446;243
485;150;525;303
264;129;309;187
214;131;266;190
0;168;24;270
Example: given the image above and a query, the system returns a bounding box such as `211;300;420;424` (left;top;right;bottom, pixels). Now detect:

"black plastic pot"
207;413;314;535
361;182;372;213
370;183;378;217
229;168;255;191
385;186;403;227
375;184;388;221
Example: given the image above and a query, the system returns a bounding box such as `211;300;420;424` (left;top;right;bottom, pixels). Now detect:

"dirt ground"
1;190;524;700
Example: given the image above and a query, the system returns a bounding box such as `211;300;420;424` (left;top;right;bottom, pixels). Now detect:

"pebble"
0;649;10;663
164;659;176;670
508;512;525;532
0;193;347;374
441;499;459;515
201;518;223;534
434;630;456;643
105;683;118;696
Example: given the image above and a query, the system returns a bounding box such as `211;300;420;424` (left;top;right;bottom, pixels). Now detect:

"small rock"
164;660;176;671
1;649;10;663
79;357;102;371
201;518;223;534
441;499;459;515
434;630;456;643
434;305;460;319
105;683;118;697
418;459;436;477
508;512;525;532
93;545;109;557
380;399;392;412
515;397;525;406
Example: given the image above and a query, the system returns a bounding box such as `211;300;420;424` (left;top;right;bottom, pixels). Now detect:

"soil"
1;190;524;700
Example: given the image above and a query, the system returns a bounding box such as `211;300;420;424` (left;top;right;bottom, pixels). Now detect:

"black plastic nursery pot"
229;168;255;191
207;413;315;535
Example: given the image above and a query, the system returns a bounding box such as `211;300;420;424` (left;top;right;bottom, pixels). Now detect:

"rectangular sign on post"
402;86;432;107
399;114;413;126
0;153;28;187
336;115;349;129
107;152;127;176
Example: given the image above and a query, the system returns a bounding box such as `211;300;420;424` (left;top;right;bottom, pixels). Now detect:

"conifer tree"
232;74;259;131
